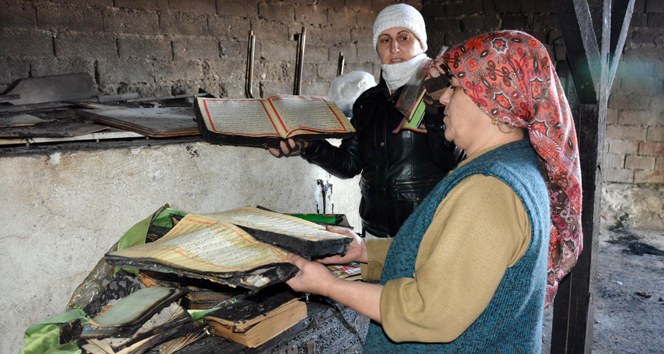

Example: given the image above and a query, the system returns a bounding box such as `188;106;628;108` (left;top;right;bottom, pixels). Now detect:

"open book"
105;207;352;290
194;95;356;148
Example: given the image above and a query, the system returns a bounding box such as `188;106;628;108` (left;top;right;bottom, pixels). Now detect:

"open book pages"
105;207;352;290
196;95;354;139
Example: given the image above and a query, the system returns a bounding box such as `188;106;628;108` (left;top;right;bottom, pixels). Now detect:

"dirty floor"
542;226;664;353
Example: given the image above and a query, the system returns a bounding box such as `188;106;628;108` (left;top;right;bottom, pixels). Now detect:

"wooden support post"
551;0;633;352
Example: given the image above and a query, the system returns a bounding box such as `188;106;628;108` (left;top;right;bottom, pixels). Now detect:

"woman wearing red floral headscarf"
284;30;581;353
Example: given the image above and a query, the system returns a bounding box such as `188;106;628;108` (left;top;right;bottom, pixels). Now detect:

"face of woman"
439;77;494;153
376;27;423;65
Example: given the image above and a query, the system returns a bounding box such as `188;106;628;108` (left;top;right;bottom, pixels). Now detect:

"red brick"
173;37;220;59
647;127;664;142
217;0;259;18
55;32;117;59
209;16;251;41
609;140;639;154
0;61;30;85
160;12;209;36
618;110;661;125
104;8;159;34
606;125;647;140
604;153;625;169
462;15;485;31
115;0;168;11
608;94;651;110
168;0;216;14
0;3;37;29
656;157;664;170
639;141;664;155
419;3;446;19
0;29;54;58
118;35;172;60
259;2;295;23
604;168;634;183
296;5;328;25
626;155;656;169
634;170;664;183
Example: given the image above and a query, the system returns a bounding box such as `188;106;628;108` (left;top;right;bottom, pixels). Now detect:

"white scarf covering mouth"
381;53;429;93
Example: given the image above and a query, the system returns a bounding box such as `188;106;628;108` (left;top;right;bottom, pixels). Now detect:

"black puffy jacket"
302;80;461;237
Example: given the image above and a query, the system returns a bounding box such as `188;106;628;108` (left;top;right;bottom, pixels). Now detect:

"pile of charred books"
0;73;204;149
21;204;359;354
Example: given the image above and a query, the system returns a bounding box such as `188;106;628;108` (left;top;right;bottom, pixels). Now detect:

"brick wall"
0;0;416;99
1;0;662;227
421;0;664;228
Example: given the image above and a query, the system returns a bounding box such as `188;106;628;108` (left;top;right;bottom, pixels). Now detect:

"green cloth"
19;309;87;354
115;206;187;275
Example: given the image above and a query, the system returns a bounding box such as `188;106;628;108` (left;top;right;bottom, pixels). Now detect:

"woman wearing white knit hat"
271;4;460;239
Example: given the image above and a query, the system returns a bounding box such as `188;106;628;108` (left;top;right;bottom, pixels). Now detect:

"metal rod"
245;30;256;98
293;27;306;95
337;52;345;76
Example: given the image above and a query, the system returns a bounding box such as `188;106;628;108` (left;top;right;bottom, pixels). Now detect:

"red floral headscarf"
443;31;582;308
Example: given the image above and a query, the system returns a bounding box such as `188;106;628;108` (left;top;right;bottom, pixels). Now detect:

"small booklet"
105;207;352;290
194;95;356;148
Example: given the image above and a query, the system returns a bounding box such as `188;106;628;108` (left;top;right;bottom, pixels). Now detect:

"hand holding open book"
194;95;356;148
105;207;353;290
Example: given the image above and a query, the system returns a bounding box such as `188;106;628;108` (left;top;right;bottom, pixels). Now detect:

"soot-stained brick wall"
421;0;664;228
0;0;422;99
1;0;662;227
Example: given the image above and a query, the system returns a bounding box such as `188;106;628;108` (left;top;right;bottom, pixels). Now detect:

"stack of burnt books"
77;287;193;354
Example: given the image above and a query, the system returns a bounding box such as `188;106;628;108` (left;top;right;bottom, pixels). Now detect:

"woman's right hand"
268;138;308;157
315;225;368;264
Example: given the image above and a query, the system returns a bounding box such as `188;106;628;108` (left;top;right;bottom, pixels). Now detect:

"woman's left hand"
285;253;340;297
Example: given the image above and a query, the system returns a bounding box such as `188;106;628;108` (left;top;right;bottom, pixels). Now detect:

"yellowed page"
200;206;345;242
265;95;354;138
109;214;289;273
196;97;288;137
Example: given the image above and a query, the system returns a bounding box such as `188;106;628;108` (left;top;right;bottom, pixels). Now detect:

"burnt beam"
608;0;636;90
553;0;602;104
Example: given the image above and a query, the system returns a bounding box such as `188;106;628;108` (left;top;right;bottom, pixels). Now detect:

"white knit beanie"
372;4;428;54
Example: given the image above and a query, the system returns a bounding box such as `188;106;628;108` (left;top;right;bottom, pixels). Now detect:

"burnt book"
194;95;355;148
78;286;193;354
105;207;352;290
204;286;307;348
